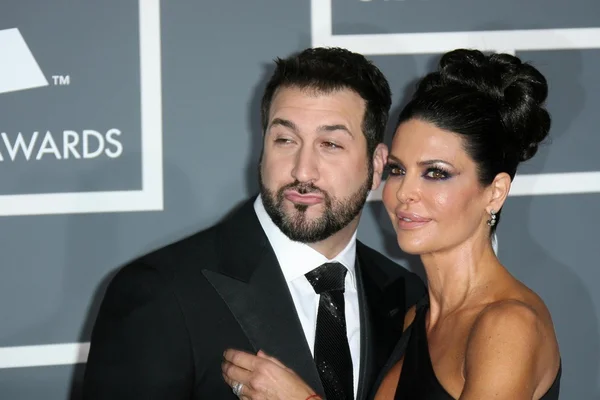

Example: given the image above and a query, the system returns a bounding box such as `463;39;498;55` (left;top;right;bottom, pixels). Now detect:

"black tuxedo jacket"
82;198;425;399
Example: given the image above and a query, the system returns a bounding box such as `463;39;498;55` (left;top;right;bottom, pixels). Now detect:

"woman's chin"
396;237;428;255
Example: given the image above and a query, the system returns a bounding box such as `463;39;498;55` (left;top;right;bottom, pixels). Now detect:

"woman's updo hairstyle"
396;49;551;230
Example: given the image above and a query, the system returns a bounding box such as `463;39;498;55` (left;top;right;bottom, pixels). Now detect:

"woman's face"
382;118;493;255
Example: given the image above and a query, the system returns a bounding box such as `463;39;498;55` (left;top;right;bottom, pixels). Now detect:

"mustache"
279;181;324;195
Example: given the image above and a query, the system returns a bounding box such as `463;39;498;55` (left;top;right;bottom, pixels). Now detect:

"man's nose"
291;145;319;183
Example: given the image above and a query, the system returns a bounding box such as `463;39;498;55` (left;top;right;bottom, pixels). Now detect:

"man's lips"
283;190;324;205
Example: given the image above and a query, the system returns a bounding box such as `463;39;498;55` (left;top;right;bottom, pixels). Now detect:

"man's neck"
307;219;359;259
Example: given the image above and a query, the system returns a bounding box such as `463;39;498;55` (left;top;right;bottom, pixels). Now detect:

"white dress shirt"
254;195;360;397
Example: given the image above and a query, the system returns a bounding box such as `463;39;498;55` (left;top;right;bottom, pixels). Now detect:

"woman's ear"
486;172;511;212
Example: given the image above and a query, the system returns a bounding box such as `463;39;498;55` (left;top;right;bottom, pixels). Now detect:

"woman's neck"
420;235;507;326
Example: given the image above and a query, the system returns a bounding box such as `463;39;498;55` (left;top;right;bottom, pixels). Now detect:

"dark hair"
261;47;392;156
397;49;551;230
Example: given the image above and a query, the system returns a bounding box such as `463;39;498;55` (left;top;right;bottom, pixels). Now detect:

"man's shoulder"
356;240;412;278
104;224;220;300
136;224;219;270
356;240;426;306
111;198;261;287
97;199;263;319
128;198;259;275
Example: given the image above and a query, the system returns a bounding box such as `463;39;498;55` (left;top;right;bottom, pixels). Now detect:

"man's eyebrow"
317;124;353;138
268;118;298;133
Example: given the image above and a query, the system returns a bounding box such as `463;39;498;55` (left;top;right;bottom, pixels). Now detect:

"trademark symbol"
52;75;71;86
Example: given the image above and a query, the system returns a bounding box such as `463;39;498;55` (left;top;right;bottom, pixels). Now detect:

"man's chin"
281;202;326;220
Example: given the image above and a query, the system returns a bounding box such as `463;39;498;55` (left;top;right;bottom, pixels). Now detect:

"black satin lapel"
356;247;407;400
365;276;409;400
202;254;325;396
355;258;372;400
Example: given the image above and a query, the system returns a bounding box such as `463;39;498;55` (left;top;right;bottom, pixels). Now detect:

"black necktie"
305;262;354;400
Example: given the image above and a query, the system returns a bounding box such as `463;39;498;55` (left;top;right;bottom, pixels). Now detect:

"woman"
221;49;561;399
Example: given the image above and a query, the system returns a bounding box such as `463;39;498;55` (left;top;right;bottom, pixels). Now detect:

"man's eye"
274;138;293;144
322;141;342;149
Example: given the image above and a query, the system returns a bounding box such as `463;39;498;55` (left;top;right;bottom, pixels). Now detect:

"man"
82;47;425;399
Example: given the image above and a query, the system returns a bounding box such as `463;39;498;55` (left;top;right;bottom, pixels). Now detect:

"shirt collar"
254;195;357;289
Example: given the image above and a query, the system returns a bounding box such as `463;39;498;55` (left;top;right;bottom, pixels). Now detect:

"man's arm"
82;262;194;399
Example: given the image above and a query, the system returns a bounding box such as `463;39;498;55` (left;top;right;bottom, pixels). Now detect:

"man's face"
259;86;385;243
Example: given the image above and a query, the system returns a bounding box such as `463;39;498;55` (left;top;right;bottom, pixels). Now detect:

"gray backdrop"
0;1;598;398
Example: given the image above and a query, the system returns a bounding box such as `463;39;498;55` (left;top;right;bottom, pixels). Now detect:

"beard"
259;163;373;243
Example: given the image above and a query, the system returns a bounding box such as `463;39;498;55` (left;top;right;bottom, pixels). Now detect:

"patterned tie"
305;262;354;400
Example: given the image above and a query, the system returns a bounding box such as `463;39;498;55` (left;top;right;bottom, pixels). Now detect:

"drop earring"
487;210;497;227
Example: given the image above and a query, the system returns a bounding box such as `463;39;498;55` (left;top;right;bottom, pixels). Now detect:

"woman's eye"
424;168;450;180
386;164;404;176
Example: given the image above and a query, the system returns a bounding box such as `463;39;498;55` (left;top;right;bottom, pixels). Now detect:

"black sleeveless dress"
392;297;561;399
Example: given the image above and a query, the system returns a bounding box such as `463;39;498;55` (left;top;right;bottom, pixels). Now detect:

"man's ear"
371;143;388;191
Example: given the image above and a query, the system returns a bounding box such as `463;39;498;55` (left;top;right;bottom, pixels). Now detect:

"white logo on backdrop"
312;0;600;198
0;0;163;216
0;28;48;94
0;29;124;166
